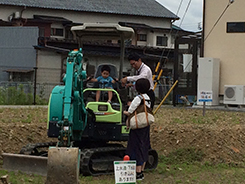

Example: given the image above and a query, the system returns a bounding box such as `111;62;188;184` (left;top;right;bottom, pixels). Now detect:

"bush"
0;87;6;104
0;84;48;105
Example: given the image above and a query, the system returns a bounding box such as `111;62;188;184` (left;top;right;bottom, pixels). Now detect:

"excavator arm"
56;48;87;147
46;48;88;184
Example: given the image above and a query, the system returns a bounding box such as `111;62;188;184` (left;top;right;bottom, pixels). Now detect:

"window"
51;28;64;36
9;72;33;82
39;27;45;37
156;36;168;46
227;22;245;33
137;34;147;41
171;35;176;44
65;29;73;39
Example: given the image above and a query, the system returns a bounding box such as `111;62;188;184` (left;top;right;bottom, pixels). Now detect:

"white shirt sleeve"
127;66;150;82
128;96;141;113
127;94;151;113
126;64;154;89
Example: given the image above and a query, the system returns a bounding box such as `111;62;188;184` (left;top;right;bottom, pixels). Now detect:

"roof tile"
0;0;179;19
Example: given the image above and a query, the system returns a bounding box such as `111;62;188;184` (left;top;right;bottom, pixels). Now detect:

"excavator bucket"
46;147;80;184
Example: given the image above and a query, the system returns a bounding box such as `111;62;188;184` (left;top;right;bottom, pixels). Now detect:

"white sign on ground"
198;91;213;102
114;161;136;184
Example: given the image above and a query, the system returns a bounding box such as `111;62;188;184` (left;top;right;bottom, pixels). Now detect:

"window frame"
227;22;245;33
9;72;33;82
156;36;168;46
137;34;147;41
51;28;64;37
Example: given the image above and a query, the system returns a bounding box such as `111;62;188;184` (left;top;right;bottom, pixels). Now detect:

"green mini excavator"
3;23;158;184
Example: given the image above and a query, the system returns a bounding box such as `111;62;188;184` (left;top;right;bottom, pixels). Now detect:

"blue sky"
156;0;203;32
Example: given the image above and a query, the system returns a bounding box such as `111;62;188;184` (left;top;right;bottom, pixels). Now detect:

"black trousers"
147;89;155;109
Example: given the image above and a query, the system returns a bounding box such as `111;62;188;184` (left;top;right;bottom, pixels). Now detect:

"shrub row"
0;84;47;105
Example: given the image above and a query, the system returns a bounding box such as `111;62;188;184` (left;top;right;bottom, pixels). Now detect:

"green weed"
191;117;206;124
160;148;205;165
172;118;187;124
175;180;182;183
0;170;45;184
0;85;47;105
21;118;32;123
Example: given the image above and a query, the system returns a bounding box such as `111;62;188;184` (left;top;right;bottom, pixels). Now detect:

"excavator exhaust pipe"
46;147;80;184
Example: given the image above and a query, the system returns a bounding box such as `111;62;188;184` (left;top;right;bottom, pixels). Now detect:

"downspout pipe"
200;0;206;57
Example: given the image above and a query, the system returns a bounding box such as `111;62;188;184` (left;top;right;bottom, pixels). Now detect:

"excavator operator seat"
93;64;118;89
84;64;120;104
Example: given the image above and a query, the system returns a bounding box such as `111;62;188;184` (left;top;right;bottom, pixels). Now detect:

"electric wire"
154;0;187;65
151;0;192;90
164;0;192;65
204;1;233;41
176;0;184;16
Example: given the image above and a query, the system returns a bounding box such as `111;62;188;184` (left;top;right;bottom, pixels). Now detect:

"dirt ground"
0;106;245;165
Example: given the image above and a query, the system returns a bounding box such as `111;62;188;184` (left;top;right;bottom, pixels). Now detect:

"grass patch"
154;160;245;184
0;170;45;184
21;114;33;123
191;117;206;124
160;148;205;165
172;118;187;124
1;161;245;184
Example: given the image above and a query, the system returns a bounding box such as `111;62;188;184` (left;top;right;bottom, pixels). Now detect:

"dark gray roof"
0;0;179;19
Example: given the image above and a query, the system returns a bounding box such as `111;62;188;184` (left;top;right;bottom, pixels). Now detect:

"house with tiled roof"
0;0;193;100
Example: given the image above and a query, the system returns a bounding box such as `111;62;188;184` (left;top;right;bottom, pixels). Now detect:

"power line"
163;0;192;63
177;0;192;28
176;0;184;15
147;0;193;72
204;0;234;41
160;0;187;63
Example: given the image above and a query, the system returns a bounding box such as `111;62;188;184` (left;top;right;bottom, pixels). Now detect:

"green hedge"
0;84;47;105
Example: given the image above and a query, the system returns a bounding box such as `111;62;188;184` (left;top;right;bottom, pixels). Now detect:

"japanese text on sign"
114;161;136;184
198;91;213;102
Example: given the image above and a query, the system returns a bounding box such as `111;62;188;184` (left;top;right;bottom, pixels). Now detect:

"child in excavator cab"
89;65;118;103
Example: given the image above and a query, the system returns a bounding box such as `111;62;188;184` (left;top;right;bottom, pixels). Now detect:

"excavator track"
17;142;158;176
80;146;126;176
80;146;158;176
20;142;56;156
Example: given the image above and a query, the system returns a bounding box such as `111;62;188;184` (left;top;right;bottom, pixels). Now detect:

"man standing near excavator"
121;53;155;109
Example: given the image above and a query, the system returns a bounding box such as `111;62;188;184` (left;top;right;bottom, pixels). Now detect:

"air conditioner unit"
223;85;245;105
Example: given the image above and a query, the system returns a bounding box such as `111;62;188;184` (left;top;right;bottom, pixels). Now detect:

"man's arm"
121;77;127;84
127;68;150;82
